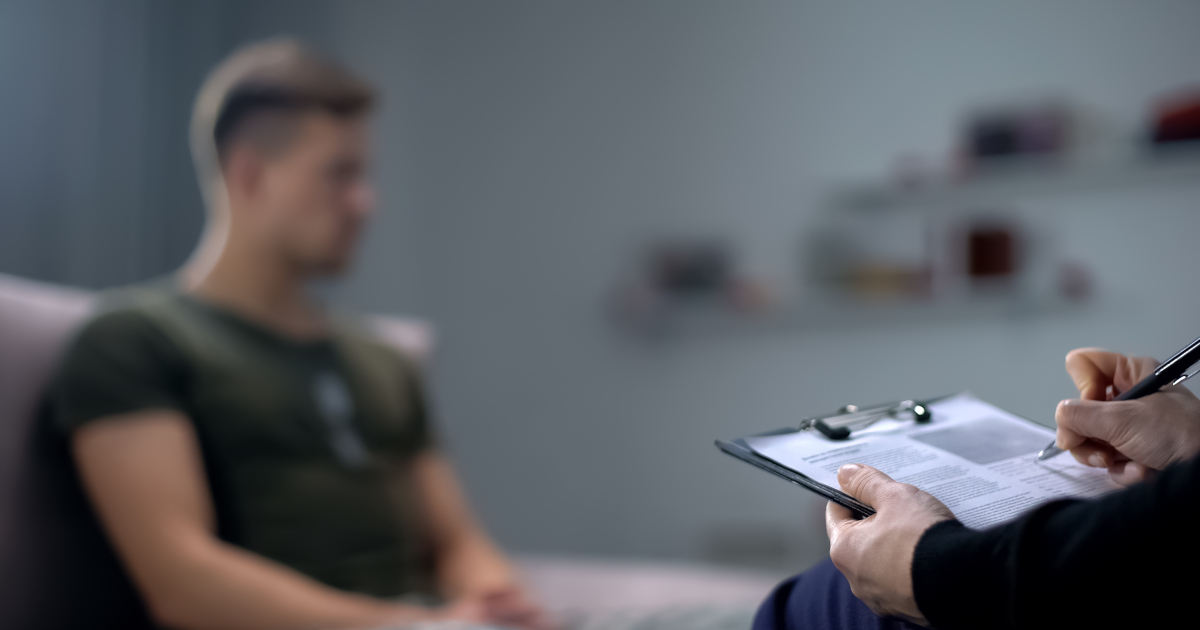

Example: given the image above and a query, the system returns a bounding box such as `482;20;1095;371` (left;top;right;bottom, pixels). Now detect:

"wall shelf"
827;144;1200;213
621;292;1083;340
617;146;1197;340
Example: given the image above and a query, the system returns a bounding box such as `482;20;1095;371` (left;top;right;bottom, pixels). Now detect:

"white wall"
328;1;1200;565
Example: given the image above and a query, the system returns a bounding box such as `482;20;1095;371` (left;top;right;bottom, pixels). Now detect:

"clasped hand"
826;347;1200;625
435;585;556;630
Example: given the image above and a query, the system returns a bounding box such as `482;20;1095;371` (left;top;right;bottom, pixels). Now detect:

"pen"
1037;335;1200;462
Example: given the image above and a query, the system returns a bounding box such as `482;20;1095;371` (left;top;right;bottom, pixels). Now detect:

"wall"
328;1;1200;565
3;1;1199;569
0;1;240;288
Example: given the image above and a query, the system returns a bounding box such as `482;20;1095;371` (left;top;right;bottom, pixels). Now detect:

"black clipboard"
716;434;876;519
717;393;1075;521
717;395;964;518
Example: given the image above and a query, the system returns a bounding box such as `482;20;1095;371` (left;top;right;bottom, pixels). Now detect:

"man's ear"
221;145;266;204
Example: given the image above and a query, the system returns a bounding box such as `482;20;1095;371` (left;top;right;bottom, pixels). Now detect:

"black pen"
1037;335;1200;462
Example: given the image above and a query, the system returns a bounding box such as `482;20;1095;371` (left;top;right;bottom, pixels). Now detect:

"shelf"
620;293;1083;340
827;144;1200;213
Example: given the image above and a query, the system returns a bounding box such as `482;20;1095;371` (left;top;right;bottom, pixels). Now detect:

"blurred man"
55;39;550;630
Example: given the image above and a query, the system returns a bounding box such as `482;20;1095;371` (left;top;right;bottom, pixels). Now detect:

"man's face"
253;112;374;276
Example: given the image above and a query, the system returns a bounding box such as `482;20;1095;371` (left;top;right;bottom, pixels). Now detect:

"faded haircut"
190;38;375;203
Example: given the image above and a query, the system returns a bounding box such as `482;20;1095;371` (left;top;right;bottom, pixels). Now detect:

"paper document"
745;393;1122;529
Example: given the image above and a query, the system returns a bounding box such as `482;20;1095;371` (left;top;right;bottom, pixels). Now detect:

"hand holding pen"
1037;340;1200;485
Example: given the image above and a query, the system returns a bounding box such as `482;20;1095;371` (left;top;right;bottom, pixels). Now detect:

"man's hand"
440;585;556;630
412;453;557;630
826;464;954;625
1056;348;1200;485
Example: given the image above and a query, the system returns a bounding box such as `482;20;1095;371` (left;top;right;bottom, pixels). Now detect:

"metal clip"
1171;368;1200;387
803;399;933;441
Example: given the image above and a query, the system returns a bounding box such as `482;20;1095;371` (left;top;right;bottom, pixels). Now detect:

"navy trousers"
752;559;926;630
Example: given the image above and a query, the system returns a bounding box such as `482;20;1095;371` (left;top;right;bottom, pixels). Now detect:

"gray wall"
0;1;244;287
4;1;1200;568
328;1;1200;565
0;0;336;288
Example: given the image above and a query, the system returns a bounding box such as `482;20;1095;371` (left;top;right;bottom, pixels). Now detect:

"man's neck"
181;231;330;341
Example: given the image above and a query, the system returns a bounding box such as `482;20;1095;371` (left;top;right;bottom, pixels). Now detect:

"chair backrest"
0;274;94;532
0;273;432;628
0;273;151;628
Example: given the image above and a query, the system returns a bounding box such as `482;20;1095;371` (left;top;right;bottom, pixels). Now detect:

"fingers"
1064;348;1158;400
478;590;556;630
1113;355;1159;394
1065;348;1121;400
1065;437;1126;469
1108;460;1154;487
825;499;854;541
484;596;528;619
438;598;489;624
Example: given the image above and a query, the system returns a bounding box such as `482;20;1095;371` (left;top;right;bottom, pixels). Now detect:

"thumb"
837;463;899;508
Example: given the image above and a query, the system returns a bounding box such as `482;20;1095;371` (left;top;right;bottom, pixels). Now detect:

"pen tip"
1036;444;1062;462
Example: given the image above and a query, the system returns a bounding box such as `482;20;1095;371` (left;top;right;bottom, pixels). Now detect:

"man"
55;39;550;630
754;348;1200;629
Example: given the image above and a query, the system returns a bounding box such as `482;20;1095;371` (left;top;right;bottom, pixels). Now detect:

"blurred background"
3;0;1200;575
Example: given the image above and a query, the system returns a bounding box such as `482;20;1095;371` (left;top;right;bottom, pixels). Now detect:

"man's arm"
413;452;517;596
74;410;458;630
412;451;553;629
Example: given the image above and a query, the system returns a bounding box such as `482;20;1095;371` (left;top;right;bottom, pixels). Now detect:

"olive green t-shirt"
54;286;438;598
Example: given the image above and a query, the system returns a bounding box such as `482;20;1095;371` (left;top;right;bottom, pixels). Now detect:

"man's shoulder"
332;313;427;377
92;277;183;315
71;279;188;350
54;280;193;436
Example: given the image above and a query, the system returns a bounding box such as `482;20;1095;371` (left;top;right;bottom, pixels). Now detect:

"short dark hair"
191;38;375;197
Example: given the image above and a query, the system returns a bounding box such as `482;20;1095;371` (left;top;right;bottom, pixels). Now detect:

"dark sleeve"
912;455;1200;630
54;309;189;433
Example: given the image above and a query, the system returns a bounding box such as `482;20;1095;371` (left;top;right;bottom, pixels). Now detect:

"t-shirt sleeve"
54;308;189;433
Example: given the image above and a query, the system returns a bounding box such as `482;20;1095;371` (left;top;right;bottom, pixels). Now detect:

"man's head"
191;39;376;276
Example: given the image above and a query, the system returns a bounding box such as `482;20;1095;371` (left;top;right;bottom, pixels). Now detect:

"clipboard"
716;436;876;518
719;393;1128;531
715;395;957;519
